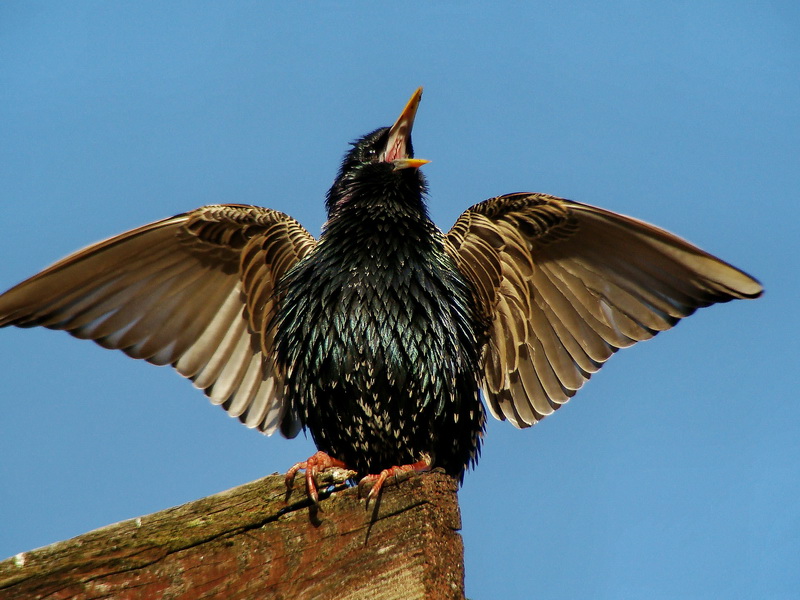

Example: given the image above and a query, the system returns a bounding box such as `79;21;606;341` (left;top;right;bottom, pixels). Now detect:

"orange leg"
284;450;350;503
358;455;433;501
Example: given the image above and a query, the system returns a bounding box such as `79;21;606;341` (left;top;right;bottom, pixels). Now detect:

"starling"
0;88;762;500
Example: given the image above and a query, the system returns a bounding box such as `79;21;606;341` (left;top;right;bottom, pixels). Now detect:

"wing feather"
446;192;762;428
0;204;317;436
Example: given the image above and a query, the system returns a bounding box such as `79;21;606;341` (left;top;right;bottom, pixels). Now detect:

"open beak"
384;87;424;163
392;157;431;170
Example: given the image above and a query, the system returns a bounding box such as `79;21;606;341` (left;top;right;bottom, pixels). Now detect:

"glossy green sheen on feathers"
273;131;486;478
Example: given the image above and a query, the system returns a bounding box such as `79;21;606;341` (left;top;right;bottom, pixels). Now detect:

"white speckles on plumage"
272;129;485;478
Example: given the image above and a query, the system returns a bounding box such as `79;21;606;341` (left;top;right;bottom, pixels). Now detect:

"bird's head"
326;88;430;216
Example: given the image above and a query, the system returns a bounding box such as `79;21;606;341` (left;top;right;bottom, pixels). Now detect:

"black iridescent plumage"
0;88;763;497
273;127;485;478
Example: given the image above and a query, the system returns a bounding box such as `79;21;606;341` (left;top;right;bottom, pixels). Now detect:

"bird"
0;88;763;502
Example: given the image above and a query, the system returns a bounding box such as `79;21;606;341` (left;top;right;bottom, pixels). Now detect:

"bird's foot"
284;451;353;504
358;454;433;502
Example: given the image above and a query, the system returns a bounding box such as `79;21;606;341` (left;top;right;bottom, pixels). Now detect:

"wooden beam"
0;470;465;600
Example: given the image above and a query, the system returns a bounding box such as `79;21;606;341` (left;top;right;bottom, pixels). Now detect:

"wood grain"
0;470;464;600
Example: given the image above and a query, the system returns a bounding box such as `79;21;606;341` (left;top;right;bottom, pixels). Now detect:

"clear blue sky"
1;3;796;598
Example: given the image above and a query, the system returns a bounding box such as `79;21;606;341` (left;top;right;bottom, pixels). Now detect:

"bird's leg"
284;450;350;504
358;453;433;501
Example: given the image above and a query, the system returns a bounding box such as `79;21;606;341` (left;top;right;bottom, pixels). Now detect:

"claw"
358;455;432;502
284;451;350;503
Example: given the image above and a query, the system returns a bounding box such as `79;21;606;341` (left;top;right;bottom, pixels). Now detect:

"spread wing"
0;204;317;437
445;192;763;428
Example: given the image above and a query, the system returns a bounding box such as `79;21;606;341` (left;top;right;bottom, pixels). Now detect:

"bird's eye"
363;148;378;161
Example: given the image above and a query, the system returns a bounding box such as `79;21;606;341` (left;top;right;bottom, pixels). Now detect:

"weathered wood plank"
0;470;464;600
